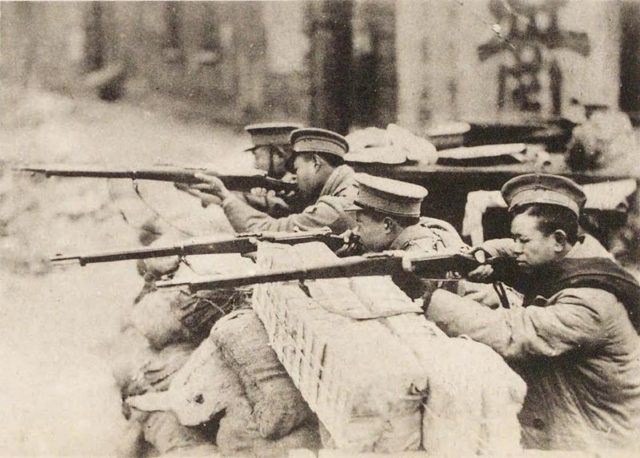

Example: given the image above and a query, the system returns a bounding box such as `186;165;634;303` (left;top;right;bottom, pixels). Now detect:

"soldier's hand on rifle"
190;173;231;202
465;247;495;282
139;256;181;280
174;183;222;208
334;229;362;257
460;282;502;309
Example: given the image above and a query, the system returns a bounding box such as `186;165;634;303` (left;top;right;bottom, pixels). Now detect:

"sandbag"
216;394;321;457
167;336;245;426
132;288;250;349
419;337;526;456
109;325;154;396
211;308;313;439
142;410;216;455
123;342;194;399
131;289;191;349
252;242;525;453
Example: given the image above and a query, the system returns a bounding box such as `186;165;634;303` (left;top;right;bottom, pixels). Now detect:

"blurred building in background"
1;0;639;134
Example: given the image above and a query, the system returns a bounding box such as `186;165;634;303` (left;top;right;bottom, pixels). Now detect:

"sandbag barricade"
251;241;527;455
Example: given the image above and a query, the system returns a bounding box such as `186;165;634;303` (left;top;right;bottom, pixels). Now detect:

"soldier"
187;128;357;234
345;173;466;299
137;123;304;295
423;173;640;451
240;122;304;216
177;122;303;217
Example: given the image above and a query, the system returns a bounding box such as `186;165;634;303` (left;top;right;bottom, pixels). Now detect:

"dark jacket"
426;235;640;451
390;217;465;299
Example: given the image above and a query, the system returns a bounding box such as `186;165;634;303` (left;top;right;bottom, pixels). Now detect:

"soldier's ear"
552;230;567;250
383;216;395;233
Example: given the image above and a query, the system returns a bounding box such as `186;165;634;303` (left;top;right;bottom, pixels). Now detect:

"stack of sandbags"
211;308;321;456
211;309;316;439
252;241;527;455
113;329;218;457
112;228;252;457
127;307;322;457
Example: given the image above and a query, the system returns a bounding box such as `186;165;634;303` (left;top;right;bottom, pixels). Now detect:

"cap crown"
244;122;301;149
289;128;349;159
352;173;428;218
501;173;587;216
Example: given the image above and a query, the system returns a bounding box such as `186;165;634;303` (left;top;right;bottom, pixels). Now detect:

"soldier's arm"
425;288;613;361
222;194;350;233
479;238;517;258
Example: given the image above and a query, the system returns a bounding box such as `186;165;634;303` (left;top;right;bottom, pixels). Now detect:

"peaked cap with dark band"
501;173;587;216
347;173;428;218
244;122;301;152
289;128;349;160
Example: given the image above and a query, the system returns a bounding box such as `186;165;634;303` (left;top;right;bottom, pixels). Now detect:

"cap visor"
344;202;363;213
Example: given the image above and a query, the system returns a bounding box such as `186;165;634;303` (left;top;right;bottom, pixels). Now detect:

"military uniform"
221;128;357;234
389;217;466;299
424;174;640;451
348;173;466;299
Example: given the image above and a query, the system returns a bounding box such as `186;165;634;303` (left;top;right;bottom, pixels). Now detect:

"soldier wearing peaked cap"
187;128;357;234
243;122;300;180
181;122;304;217
423;173;640;452
239;122;305;217
346;173;466;299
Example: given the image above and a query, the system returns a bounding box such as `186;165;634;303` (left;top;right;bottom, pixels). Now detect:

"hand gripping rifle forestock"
15;164;296;194
156;250;498;292
50;228;349;266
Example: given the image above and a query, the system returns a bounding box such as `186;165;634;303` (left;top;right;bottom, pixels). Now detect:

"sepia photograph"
1;0;639;456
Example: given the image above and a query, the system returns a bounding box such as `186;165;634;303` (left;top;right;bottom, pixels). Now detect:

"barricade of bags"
120;308;320;457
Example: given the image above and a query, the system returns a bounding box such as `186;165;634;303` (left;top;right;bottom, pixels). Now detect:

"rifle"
51;228;354;266
15;164;297;194
156;250;499;292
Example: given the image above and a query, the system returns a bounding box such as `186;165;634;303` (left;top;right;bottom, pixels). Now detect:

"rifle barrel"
16;165;296;193
157;254;405;291
49;228;348;266
50;238;258;266
156;251;490;292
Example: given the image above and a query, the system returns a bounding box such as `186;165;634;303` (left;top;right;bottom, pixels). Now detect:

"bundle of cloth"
345;124;439;165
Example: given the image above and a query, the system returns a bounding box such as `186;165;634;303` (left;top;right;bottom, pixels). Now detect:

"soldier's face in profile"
354;210;390;252
251;146;272;172
510;213;560;270
292;153;322;198
253;146;290;179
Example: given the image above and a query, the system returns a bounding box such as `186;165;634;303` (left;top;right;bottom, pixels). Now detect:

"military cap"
289;128;349;160
347;173;428;218
244;122;301;152
501;173;587;216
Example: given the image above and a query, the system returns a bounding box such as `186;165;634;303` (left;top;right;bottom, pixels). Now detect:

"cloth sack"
211;308;314;439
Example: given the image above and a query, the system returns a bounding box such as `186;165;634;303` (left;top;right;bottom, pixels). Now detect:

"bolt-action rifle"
51;228;356;266
156;250;502;292
15;164;297;194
